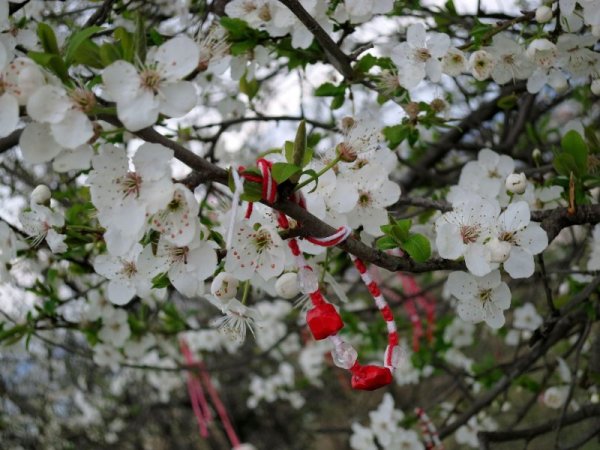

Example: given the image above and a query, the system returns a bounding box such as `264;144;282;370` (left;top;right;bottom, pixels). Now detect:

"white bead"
298;266;318;294
275;272;300;299
331;342;357;369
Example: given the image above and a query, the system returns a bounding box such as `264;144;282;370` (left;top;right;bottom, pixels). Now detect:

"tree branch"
278;0;354;80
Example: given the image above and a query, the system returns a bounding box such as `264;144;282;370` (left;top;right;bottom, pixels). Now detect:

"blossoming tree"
1;0;600;448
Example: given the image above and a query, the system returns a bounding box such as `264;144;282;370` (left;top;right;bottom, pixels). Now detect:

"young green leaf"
400;234;431;262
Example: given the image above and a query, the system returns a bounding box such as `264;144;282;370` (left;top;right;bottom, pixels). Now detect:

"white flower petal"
516;223;548;255
158;81;197;117
50;109;94;149
102;60;141;102
447;271;477;301
153;36;200;81
500;201;530;231
457;298;485;323
483;303;505;329
116;91;160;131
0;93;18;138
436;222;465;260
27;85;71;124
107;280;136;305
491;282;511;310
19;122;63;164
504;246;535;278
465;243;493;277
407;23;426;47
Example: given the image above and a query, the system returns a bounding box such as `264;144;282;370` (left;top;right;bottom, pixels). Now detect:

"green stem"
241;280;251;305
294;154;342;192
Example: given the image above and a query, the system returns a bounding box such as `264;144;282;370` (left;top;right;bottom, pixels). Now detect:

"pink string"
180;339;242;447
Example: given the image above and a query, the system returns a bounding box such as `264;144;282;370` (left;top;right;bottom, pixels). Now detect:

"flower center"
502;54;515;65
358;191;372;207
242;0;257;13
258;4;272;21
119;172;143;198
499;230;517;244
170;245;189;264
479;288;492;304
460;225;480;244
253;229;272;252
140;68;161;92
70;87;96;113
121;261;137;278
416;48;431;62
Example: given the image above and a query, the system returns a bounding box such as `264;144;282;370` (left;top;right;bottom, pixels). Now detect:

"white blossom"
447;270;511;329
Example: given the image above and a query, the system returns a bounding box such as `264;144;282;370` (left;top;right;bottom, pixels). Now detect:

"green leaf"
27;51;69;83
301;168;319;193
37;22;60;54
331;94;345;110
240;181;263;202
284;140;294;163
376;236;398;250
220;17;252;40
271;162;301;184
152;272;171;289
497;94;518;110
400;234;431;262
114;27;134;62
70;40;103;68
553;153;577;177
391;219;411;242
64;26;104;65
134;13;147;62
302;146;314;167
561;130;588;176
383;124;410;149
99;43;122;66
314;82;346;97
231;40;256;55
239;74;259;99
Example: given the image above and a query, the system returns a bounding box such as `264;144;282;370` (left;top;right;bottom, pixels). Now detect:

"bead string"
234;159;402;390
415;407;443;450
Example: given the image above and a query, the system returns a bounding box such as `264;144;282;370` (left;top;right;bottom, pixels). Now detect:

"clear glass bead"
331;342;358;369
298;266;319;294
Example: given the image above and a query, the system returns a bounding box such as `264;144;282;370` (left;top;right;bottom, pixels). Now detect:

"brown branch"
439;296;598;440
0;128;23;155
477;404;600;448
278;0;354;80
84;0;117;27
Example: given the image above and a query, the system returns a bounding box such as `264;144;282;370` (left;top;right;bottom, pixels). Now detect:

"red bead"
350;364;393;391
306;303;344;340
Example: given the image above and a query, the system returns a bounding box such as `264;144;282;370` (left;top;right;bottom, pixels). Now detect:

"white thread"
226;168;244;249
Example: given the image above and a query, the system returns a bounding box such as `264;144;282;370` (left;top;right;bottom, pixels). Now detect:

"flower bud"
488;237;512;263
591;79;600;96
532;148;542;164
542;386;569;409
275;272;300;299
210;272;239;301
31;184;51;205
505;173;527;194
535;5;553;23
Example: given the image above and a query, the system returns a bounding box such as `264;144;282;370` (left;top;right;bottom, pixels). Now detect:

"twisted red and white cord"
350;255;400;369
236;158;400;390
415;407;443;450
